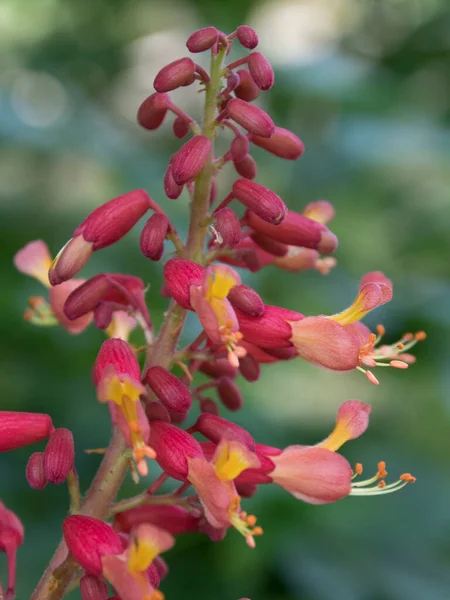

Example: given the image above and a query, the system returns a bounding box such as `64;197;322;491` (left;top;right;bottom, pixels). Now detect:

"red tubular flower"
164;166;184;199
213;208;242;248
235;69;260;102
236;25;259;49
199;358;238;379
49;190;151;285
114;505;199;536
217;377;243;411
186;27;219;52
171;135;212;185
137;93;170;130
227;284;264;317
145;367;192;414
140;213;169;261
230;135;249;162
234;154;257;180
163;258;205;309
247;52;274;90
0;501;24;600
0;412;54;452
26;452;47;490
249;127;304;160
149;421;204;480
43;428;75;485
153;57;196;92
63;516;123;576
250;232;289;257
193;413;255;450
236;304;303;349
226;99;274;138
233;179;287;225
80;574;108;600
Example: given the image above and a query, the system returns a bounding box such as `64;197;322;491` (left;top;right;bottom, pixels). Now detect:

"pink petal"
49;279;93;334
13;240;52;287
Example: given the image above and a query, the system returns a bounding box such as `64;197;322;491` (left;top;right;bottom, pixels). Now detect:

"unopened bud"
154;58;196;93
225;72;240;93
251;231;289;256
230;135;249;162
186;27;218;53
149;421;204;480
236;25;259;49
171;135;212;185
164;165;184;200
26;452;47;490
145;367;192;414
194;413;255;448
234;155;257;180
146;401;171;423
233;179;287;225
114;505;199;536
235;69;259;102
227;99;274;138
217;377;243;411
43;428;75;485
64;274;111;321
93;303;114;330
228;284;264;317
137;93;170;130
199;358;238;379
163;258;204;309
248;52;274;90
0;411;54;452
238;353;260;382
93;338;141;386
173;116;191;139
80;575;108;600
213;208;242;248
140;213;169;261
199;397;220;415
250;126;304;160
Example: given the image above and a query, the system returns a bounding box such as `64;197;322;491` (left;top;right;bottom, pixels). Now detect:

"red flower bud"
0;501;24;600
137;93;170;130
235;69;259;102
146;402;171;423
250;126;304;160
63;516;123;576
236;305;303;349
154;58;196;93
163;258;204;309
193;413;255;449
173;116;191;139
233;179;287;225
93;338;141;386
164;165;184;200
247;52;274;90
199;397;220;415
145;367;192;414
186;27;219;53
227;99;274;138
217;377;243;411
49;190;151;285
234;154;257;180
0;412;54;452
80;575;108;600
199;358;238;379
114;505;199;535
93;303;114;330
251;231;289;256
227;284;264;316
140;213;169;261
171;135;212;185
148;421;204;480
236;25;259;49
238;353;260;382
213;208;242;248
43;428;75;485
26;452;47;490
230;135;249;162
64;274;111;321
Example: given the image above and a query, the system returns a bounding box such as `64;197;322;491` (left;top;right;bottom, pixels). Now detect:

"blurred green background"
1;0;450;598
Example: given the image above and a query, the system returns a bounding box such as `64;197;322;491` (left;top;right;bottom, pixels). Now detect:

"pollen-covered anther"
230;508;263;548
376;324;385;337
354;462;363;476
350;461;415;496
415;331;427;341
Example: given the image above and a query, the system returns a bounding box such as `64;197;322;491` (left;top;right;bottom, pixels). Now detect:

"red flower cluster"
8;22;423;600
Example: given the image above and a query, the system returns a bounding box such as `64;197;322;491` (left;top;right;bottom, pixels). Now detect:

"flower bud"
154;58;196;93
172;116;191;139
145;367;192;414
227;99;274;138
193;414;255;449
164;165;184;200
171;135;212;185
64;274;111;321
0;501;24;600
140;213;169;261
199;397;220;415
227;284;264;316
186;27;218;53
80;575;108;600
238;353;260;382
236;305;303;349
250;126;304;160
233;179;287;225
236;25;259;49
63;516;123;576
146;402;171;423
163;258;204;309
247;52;274;90
43;428;75;485
114;505;199;535
149;421;204;480
26;452;47;490
137;93;170;130
217;377;243;411
235;69;259;102
234;155;257;180
0;412;54;452
230;135;249;163
251;231;289;256
49;190;151;285
93;303;114;330
213;208;242;248
199;358;238;379
93;338;141;386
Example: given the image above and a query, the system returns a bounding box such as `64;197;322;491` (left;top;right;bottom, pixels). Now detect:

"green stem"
66;471;81;514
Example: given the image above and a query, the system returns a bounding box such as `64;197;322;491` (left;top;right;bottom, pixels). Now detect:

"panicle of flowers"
8;22;423;600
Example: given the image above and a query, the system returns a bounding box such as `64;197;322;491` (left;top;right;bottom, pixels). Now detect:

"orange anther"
377;461;387;478
378;480;386;488
400;473;416;483
252;526;263;536
396;342;405;350
246;515;257;527
368;333;377;344
376;324;385;336
355;463;363;475
415;331;426;341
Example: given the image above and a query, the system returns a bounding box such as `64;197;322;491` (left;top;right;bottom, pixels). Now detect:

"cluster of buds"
8;23;424;600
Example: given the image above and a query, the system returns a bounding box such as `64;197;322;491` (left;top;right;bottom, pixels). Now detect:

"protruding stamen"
350;461;415;496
